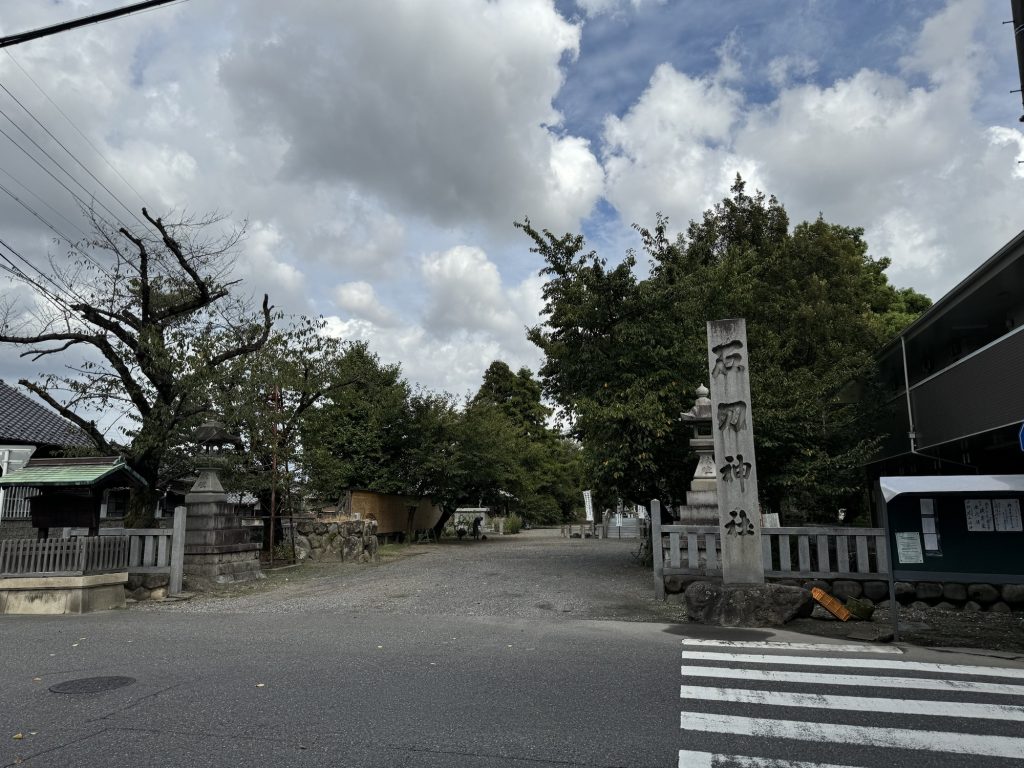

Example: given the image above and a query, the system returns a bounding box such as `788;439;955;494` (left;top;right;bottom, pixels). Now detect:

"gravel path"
137;528;682;622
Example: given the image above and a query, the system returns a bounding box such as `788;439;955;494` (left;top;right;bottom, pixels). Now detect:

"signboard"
895;531;924;564
582;490;593;522
965;499;995;531
994;499;1023;532
1019;422;1024;452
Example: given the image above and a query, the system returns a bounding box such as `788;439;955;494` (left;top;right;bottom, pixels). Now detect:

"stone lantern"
182;419;262;588
678;384;720;525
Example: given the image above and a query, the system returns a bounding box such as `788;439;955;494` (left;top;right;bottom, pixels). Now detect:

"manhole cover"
49;676;136;694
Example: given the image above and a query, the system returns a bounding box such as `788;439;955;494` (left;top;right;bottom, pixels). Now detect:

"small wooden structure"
0;456;148;613
0;456;147;538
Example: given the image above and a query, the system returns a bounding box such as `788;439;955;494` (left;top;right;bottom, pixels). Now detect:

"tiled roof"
0;380;92;448
0;456;146;488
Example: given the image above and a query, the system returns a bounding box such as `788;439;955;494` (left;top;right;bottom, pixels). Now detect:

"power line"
0;80;147;228
4;50;148;209
0;1;188;49
0;111;134;233
0;165;90;240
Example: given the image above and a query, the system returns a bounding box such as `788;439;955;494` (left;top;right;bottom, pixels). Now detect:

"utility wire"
0;1;188;49
4;50;148;209
0;165;90;240
0;115;133;234
0;81;147;228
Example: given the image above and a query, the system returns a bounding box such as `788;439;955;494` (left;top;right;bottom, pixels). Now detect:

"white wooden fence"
651;501;889;599
0;536;128;576
99;506;186;594
0;486;39;520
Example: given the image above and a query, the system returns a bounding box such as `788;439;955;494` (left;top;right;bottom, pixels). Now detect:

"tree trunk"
125;456;161;528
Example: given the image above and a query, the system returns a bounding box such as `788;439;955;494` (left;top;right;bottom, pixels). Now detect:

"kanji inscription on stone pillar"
707;318;764;584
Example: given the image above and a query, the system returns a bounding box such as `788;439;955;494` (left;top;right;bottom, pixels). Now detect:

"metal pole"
876;482;900;643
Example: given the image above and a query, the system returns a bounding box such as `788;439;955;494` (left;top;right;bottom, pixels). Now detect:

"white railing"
651;500;889;598
762;526;888;580
0;536;127;576
99;506;185;594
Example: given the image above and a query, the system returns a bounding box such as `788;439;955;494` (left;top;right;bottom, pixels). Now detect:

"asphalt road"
2;530;1023;767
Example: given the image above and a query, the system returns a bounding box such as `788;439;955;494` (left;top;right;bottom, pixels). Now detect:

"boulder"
1001;584;1024;607
683;581;813;627
129;586;150;601
293;535;311;558
988;601;1011;614
127;573;170;591
967;584;1000;605
910;601;930;611
862;581;889;602
942;583;967;603
328;523;339;534
811;605;838;621
802;579;831;593
307;534;323;549
894;582;915;604
150;587;168;601
342;535;362;561
831;580;863;600
914;582;943;601
876;600;891;610
963;600;981;613
296;521;314;535
665;574;703;594
933;601;956;612
314;522;329;535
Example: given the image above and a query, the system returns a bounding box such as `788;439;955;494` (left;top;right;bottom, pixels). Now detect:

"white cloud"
333;281;398;327
217;0;602;236
598;0;1024;297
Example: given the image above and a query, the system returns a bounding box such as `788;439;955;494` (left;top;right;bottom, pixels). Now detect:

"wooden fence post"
651;499;665;600
169;505;186;595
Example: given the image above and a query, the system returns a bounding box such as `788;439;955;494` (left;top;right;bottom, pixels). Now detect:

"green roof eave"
0;461;147;489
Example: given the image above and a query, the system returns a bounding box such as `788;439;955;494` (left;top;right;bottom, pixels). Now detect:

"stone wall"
293;519;379;563
662;574;1023;614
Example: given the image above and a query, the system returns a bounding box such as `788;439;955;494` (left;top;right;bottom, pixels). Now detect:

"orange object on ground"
811;587;852;621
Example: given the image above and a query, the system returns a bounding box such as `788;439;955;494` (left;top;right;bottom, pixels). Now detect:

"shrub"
504;513;523;535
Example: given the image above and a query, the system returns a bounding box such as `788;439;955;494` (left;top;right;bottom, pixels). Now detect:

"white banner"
583;490;593;521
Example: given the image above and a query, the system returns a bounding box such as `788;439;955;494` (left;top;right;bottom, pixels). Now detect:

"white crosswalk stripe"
678;637;1024;767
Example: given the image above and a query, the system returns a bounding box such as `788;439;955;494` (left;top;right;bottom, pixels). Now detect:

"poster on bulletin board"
993;499;1022;532
964;499;994;532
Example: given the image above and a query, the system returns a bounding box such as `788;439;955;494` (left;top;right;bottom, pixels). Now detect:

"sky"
0;0;1022;415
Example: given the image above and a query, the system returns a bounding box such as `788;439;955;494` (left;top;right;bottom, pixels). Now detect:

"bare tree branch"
18;378;113;453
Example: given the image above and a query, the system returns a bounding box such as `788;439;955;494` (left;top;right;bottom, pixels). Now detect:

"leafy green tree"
520;177;931;521
300;342;412;501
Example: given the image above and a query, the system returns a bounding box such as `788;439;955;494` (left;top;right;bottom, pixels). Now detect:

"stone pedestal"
182;468;263;589
0;572;127;614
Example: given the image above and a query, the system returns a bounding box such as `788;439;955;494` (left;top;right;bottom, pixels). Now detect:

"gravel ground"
135;528;1024;654
137;528;683;622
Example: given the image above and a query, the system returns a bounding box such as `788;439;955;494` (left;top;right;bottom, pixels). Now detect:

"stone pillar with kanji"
707;318;764;584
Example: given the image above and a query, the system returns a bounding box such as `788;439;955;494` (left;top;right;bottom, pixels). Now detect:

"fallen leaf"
28;732;36;736
255;683;265;688
13;733;23;740
31;678;41;683
71;644;78;648
377;645;383;649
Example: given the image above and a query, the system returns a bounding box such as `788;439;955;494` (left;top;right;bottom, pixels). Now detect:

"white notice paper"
993;499;1023;532
965;499;994;532
895;532;924;564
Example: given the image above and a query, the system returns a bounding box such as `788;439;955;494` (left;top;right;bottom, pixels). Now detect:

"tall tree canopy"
0;209;272;524
519;177;931;522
